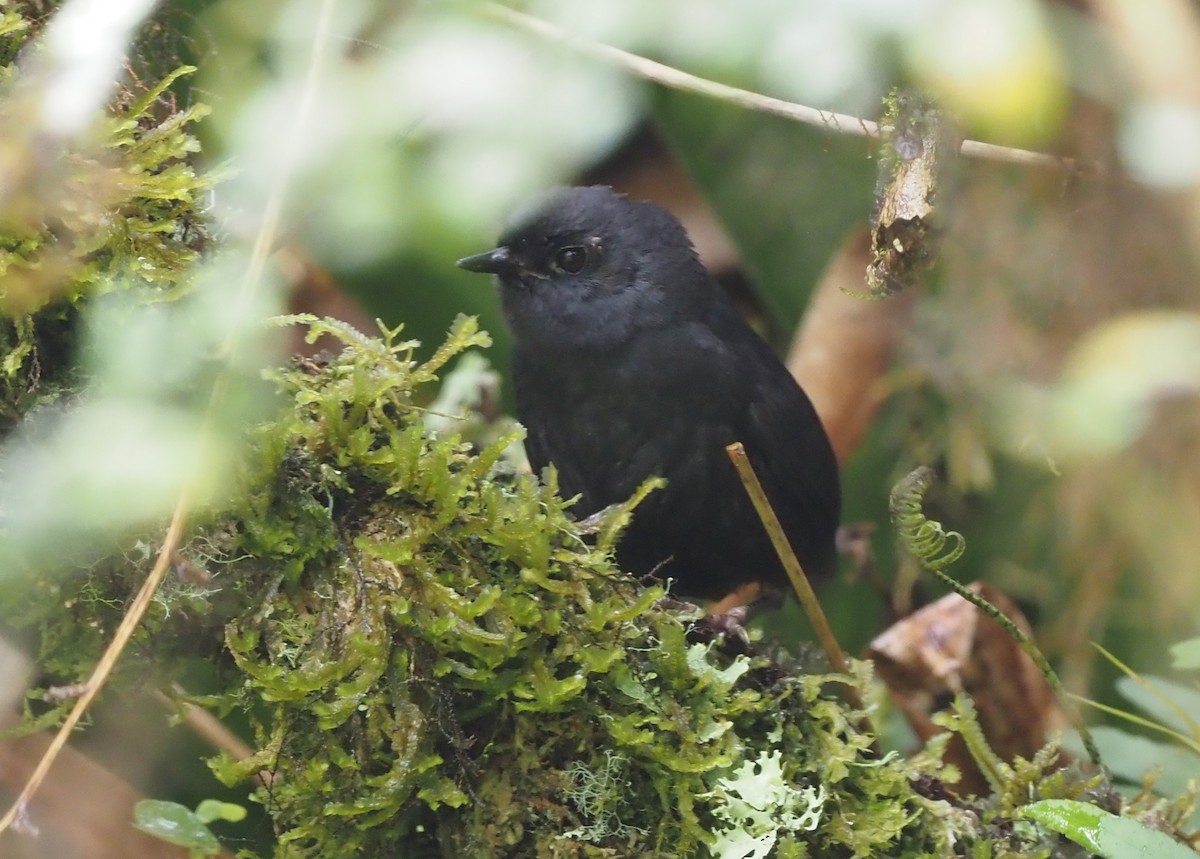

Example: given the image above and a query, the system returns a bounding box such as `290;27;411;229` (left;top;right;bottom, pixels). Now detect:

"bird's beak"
456;246;517;275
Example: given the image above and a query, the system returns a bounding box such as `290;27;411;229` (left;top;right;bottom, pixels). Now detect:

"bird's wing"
721;318;842;580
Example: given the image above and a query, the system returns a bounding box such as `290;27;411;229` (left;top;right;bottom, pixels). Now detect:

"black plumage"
457;186;840;601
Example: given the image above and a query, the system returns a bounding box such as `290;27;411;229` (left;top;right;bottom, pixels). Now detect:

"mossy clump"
204;315;970;858
0;5;222;701
0;4;214;431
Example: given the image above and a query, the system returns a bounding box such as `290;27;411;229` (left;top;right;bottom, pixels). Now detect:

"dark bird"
457;186;840;606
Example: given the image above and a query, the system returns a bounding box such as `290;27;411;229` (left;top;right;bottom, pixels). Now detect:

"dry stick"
725;443;870;724
153;687;273;787
486;3;1097;175
0;503;189;835
0;0;341;834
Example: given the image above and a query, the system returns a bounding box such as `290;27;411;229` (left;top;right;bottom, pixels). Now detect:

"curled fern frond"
888;466;965;571
889;465;1104;770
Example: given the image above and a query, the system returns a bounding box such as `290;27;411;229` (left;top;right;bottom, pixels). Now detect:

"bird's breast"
514;336;738;516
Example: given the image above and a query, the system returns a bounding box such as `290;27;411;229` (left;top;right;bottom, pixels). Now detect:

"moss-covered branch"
202;315;948;857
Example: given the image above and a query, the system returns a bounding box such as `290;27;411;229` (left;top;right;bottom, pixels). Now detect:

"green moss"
0;3;222;701
6;300;1123;854
198;314;963;858
0;16;215;429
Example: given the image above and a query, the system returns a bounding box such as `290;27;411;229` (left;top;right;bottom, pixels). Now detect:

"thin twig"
923;564;1105;770
0;0;341;833
0;501;190;835
154;687;274;787
490;3;874;137
725;442;872;726
889;466;1104;771
487;3;1097;175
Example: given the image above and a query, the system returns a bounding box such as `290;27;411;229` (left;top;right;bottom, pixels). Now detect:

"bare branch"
488;4;1099;176
0;501;192;834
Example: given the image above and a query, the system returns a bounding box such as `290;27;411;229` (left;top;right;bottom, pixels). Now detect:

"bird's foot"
688;605;752;650
649;596;750;648
651;595;705;617
573;502;625;535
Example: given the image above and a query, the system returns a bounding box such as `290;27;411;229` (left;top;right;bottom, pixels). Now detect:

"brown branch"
0;503;192;836
155;686;258;760
487;3;1098;175
725;443;872;731
154;687;273;788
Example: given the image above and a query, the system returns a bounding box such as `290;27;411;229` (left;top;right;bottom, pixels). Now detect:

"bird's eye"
554;246;588;274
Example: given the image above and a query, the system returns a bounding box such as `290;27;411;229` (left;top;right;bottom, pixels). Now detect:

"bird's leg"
573;502;625;534
687;580;773;648
706;580;764;616
693;604;752;647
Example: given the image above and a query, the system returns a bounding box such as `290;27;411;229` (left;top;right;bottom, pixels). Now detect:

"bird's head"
457;186;712;353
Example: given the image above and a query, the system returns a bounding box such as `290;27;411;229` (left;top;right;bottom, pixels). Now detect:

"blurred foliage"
653;91;876;332
0;26;212;430
0;0;281;587
0;63;211;315
1070;643;1200;831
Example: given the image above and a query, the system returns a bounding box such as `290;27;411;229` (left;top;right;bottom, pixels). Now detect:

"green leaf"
1021;799;1200;859
686;643;750;689
132;799;222;855
1171;637;1200;670
194;798;248;824
1083;726;1200;806
1115;675;1200;737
